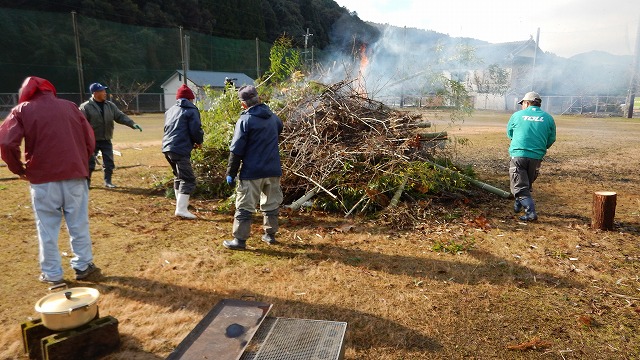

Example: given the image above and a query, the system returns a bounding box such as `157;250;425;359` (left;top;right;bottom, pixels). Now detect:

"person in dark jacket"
79;82;142;188
162;84;204;219
223;85;284;250
0;76;99;284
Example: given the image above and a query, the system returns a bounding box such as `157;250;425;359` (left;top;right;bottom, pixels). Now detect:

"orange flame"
357;44;369;96
360;44;369;71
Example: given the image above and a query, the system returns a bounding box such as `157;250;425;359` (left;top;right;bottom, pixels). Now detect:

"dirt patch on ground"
0;111;638;359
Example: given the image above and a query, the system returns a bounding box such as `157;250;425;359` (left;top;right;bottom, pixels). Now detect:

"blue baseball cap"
89;83;108;93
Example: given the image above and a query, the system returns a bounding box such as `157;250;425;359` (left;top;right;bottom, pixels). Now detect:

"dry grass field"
0;110;638;359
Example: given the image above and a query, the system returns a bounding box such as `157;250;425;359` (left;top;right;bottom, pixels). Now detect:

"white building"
160;70;254;110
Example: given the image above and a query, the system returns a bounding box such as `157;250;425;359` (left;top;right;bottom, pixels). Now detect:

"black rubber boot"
223;238;246;250
518;197;538;221
262;233;277;244
513;198;523;213
104;170;117;188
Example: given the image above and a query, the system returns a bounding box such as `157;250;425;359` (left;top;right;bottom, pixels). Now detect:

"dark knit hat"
176;84;195;100
237;85;258;101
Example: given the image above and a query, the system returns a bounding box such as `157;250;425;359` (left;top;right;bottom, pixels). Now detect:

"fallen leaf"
577;315;596;327
465;215;492;230
507;337;552;351
334;223;355;233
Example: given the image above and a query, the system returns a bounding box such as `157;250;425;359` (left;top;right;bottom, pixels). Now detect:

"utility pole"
400;26;406;107
71;11;84;103
256;37;261;79
303;28;313;68
626;17;640;118
185;35;190;72
531;27;540;92
180;27;187;85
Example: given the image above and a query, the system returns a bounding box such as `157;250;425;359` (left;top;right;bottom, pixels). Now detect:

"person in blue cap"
79;82;142;188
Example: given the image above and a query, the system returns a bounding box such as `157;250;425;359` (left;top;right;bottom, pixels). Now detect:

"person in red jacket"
0;77;99;285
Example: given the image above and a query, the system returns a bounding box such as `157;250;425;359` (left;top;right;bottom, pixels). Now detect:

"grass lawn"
0;110;638;359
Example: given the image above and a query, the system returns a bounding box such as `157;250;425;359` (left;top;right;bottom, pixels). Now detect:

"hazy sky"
334;0;640;58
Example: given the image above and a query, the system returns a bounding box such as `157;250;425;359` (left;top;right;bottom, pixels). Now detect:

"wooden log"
388;174;409;208
287;187;319;210
592;191;617;230
423;159;511;199
418;131;447;141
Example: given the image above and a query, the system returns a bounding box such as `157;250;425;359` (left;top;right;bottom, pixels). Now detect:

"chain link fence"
2;92;632;118
380;93;629;116
0;93;166;117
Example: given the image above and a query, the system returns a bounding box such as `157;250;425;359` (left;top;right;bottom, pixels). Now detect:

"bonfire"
268;78;464;217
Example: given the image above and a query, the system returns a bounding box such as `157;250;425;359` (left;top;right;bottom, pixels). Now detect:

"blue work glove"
226;176;234;185
133;124;143;132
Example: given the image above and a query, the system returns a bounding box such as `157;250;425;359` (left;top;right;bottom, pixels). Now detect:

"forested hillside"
5;0;371;49
0;1;379;93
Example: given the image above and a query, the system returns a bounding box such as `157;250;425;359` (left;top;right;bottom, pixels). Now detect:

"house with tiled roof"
469;38;547;110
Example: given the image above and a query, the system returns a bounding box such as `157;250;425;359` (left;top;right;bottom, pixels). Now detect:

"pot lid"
35;287;100;314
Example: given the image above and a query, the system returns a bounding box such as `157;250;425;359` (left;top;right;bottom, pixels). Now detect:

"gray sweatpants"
232;177;283;240
509;157;542;198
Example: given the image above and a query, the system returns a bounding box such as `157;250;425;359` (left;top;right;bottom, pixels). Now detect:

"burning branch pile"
273;79;461;214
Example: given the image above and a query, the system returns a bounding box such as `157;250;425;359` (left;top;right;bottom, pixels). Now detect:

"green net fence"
0;7;273;94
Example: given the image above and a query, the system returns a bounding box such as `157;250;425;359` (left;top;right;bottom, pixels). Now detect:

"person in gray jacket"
79;82;142;188
162;84;204;219
223;85;283;250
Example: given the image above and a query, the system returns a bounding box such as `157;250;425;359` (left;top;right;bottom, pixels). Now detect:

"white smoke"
314;19;636;108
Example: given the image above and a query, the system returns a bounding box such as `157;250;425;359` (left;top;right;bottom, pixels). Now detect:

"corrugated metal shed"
160;70;254;110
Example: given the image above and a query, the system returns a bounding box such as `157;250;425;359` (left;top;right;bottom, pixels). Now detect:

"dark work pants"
89;140;115;182
509;157;542;199
164;151;196;194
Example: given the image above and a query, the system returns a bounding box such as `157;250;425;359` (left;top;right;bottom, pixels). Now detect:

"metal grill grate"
245;318;347;360
239;317;276;360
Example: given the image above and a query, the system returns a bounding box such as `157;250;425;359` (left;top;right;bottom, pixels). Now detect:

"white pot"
35;287;100;331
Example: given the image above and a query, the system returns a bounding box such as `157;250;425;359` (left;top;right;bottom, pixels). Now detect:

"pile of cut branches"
270;79;470;216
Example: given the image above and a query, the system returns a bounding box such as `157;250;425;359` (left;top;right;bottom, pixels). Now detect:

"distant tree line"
5;0;373;50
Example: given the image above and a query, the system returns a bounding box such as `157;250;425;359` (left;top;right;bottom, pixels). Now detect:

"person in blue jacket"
162;84;204;219
223;85;283;250
507;91;556;221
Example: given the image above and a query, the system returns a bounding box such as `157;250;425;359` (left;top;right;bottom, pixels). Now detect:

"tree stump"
592;191;617;230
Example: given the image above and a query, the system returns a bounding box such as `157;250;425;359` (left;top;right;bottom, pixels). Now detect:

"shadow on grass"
253;243;582;289
0;176;20;182
93;275;442;355
539;211;640;236
112;334;166;360
616;221;640;235
543;211;591;224
91;185;162;196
